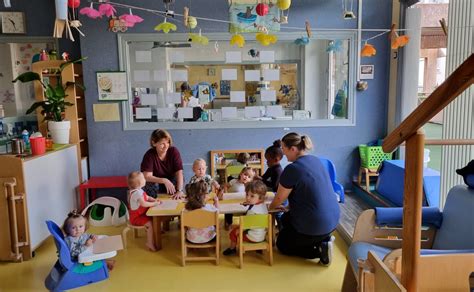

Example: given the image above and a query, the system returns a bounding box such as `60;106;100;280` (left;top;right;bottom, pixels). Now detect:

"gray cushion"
432;185;474;250
348;242;393;275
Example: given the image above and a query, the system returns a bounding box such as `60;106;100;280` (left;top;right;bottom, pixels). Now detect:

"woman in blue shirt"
269;132;340;266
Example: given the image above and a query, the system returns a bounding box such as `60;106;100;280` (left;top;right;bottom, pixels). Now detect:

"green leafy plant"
12;57;87;122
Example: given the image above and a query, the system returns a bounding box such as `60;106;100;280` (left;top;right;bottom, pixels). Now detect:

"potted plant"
12;57;86;144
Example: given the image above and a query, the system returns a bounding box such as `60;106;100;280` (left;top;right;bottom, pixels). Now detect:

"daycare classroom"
0;0;473;291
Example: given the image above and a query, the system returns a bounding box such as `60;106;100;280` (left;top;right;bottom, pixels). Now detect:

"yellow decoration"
230;34;245;48
277;0;291;10
188;33;209;45
187;16;197;29
361;43;376;57
256;33;278;46
154;21;177;33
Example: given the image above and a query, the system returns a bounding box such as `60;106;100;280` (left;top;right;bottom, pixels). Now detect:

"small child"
184;181;219;243
189;158;220;193
226;167;256;193
224;167;256;229
63;210;115;270
127;171;161;252
223;180;269;255
262;140;284;192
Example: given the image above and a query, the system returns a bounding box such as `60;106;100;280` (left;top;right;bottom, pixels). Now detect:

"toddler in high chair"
184;181;219;243
224;167;256;229
127;171;161;252
223;180;269;256
62;210;115;270
189;158;221;194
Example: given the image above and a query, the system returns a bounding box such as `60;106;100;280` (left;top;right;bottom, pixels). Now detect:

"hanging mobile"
342;0;356;19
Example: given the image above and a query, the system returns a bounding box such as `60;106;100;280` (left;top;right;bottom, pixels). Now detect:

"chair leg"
239;247;244;269
341;262;358;292
181;245;186;267
358;168;363;186
365;169;370;191
122;227;130;249
133;228;139;238
268;245;273;266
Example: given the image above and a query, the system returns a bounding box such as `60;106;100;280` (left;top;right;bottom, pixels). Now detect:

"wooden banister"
383;53;474;153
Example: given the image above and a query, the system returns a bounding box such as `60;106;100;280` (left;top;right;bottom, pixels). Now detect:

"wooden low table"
78;176;128;210
147;192;275;251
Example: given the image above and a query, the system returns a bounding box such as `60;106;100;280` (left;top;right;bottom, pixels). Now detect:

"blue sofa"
342;184;474;291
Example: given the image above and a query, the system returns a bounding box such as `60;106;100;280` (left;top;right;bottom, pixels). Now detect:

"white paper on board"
171;69;188;82
244;70;260;82
177;107;193;119
135;50;152;63
140;94;158;106
263;69;280;81
225;51;242;63
153;70;167;82
260;90;276;102
266;105;284;117
135;107;152;119
222;69;237;80
259;51;275;63
133;70;150;82
156;107;175;120
170;51;185;63
221;107;238;119
244;106;262;118
230;91;245;102
165;92;182;104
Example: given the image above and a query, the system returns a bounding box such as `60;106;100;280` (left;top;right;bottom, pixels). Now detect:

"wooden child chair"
238;214;273;269
121;222;145;249
180;209;220;266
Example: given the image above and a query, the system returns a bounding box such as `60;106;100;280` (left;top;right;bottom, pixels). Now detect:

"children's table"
78;176;128;210
146;192;275;251
78;235;118;263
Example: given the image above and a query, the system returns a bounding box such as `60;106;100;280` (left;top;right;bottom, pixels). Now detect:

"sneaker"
223;248;237;256
319;236;335;266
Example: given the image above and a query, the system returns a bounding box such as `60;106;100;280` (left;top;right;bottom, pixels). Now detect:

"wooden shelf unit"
31;61;88;182
210;149;265;184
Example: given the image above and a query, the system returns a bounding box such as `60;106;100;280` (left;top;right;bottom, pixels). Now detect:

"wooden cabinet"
210;149;265;184
0;145;79;261
31;60;88;182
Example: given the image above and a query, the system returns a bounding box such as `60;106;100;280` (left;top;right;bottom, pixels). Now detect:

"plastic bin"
359;144;393;171
30;137;46;155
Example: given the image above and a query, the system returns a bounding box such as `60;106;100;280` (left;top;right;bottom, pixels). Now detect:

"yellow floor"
0;220;348;291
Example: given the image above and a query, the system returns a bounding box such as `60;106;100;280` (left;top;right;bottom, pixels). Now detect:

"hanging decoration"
256;32;277;46
389;24;409;49
305;21;312;38
187;16;198;29
230;34;246;48
342;0;356;19
154;19;177;33
98;3;116;17
326;40;343;53
68;0;84;38
53;0;74;41
294;37;309;46
439;18;447;36
119;9;144;27
79;3;102;19
276;0;291;10
256;3;269;17
361;42;376;57
188;30;209;45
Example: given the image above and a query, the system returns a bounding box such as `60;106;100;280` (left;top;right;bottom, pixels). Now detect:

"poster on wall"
97;71;128;101
229;3;280;33
360;65;374;80
220;80;231;96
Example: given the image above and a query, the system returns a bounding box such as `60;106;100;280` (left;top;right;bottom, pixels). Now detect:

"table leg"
91;188;97;202
80;188;86;210
153;217;163;251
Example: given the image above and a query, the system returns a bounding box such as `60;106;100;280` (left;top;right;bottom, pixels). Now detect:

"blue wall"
0;0;392;188
73;0;392;188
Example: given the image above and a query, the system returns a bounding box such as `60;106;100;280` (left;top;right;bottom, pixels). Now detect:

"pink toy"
119;10;144;27
256;3;269;16
98;3;116;17
80;3;102;19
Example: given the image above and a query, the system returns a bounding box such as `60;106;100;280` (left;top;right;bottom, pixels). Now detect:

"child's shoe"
223;248;236;256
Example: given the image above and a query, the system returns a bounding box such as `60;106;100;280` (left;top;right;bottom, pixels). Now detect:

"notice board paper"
93;103;120;122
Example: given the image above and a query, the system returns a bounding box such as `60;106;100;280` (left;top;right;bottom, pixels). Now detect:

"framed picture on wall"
97;71;128;101
220;80;230;96
360;65;374;80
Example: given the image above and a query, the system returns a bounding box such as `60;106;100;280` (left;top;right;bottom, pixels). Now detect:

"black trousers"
276;213;332;259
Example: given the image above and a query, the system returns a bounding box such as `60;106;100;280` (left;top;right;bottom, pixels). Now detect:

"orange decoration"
389;23;410;50
361;43;376;57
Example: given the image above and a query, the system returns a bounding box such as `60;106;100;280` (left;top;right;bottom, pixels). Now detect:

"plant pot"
48;121;71;144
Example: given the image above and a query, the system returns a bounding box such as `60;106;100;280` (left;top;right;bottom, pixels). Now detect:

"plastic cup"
30;137;46;155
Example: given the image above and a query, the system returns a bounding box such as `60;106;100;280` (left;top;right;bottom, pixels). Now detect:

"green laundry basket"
359;144;393;171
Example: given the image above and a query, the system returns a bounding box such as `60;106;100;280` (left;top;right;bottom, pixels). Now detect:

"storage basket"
359;144;393;170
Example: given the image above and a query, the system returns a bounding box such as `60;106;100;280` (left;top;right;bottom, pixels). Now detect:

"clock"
0;12;26;34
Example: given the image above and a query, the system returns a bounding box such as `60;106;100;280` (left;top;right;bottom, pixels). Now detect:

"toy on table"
61;52;70;61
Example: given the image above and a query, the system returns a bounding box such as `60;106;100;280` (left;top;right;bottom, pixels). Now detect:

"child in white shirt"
184;180;219;243
223;180;269;255
224;167;257;229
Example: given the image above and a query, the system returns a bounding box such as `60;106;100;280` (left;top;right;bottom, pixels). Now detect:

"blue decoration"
294;37;310;46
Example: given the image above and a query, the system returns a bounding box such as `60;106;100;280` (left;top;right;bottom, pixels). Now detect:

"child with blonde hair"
189;158;220;193
127;171;161;251
184;181;219;243
63;210;115;270
224;167;257;229
223;180;269;255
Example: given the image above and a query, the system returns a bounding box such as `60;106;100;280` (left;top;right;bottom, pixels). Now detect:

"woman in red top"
141;129;185;200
